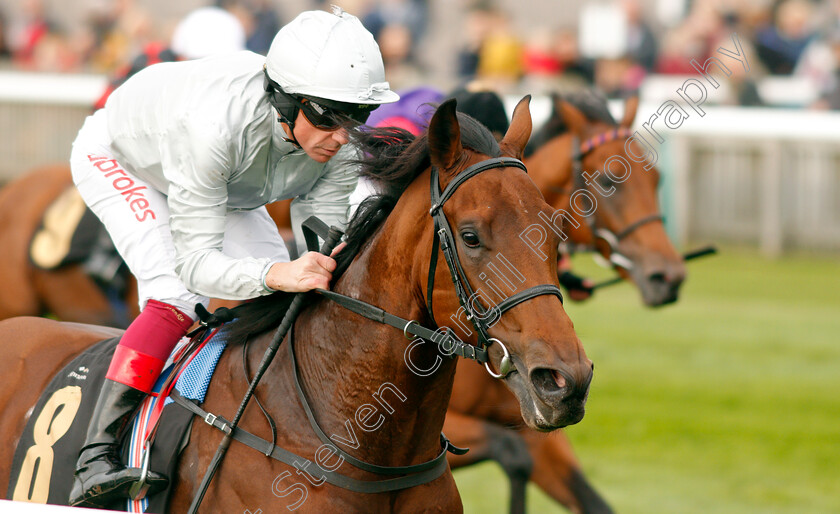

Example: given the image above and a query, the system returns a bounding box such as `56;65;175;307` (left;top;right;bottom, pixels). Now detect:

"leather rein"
173;156;565;499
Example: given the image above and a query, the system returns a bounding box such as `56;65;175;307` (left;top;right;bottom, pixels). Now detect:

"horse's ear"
499;95;532;159
620;96;639;128
428;98;463;171
558;100;588;138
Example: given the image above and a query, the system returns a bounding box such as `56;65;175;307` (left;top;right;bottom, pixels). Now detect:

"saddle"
6;325;230;513
29;186;132;303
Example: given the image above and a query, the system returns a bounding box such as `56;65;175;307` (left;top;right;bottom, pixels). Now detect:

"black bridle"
426;157;565;377
177;156;570;503
316;156;567;376
565;129;664;270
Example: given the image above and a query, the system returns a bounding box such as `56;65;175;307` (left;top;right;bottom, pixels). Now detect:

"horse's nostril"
551;369;567;389
531;368;569;398
648;271;667;283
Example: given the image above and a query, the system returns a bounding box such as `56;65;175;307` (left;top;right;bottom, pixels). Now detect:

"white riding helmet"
171;7;246;60
265;7;399;105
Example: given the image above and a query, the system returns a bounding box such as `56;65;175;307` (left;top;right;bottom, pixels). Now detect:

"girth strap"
170;390;462;493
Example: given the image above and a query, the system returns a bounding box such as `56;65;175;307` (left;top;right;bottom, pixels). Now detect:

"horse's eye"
461;231;480;248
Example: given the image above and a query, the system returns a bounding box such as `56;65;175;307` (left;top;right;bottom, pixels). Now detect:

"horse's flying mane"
220;111;500;345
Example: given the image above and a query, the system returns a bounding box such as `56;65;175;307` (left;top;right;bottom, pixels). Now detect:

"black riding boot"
68;379;168;507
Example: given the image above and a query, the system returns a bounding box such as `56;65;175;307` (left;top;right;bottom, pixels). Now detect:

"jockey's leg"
68;120;204;506
69;299;193;507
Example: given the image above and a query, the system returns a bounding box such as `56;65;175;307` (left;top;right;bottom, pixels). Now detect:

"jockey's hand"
265;251;338;292
559;271;595;302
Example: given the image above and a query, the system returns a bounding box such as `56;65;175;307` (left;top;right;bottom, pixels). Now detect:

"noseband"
569;129;664;270
177;157;572;501
427;157;565;378
316;157;566;379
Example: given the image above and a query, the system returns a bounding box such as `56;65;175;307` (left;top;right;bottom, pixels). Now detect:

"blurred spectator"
755;0;817;75
554;29;595;85
377;21;425;89
523;27;562;77
456;1;499;79
362;0;428;56
656;25;709;74
809;30;840;109
475;14;523;88
595;56;643;99
84;0;157;74
655;1;765;106
10;0;52;68
27;27;80;72
0;8;11;60
578;1;653;99
621;0;658;72
711;8;765;107
795;0;840;95
93;7;245;110
655;0;729;75
217;0;281;55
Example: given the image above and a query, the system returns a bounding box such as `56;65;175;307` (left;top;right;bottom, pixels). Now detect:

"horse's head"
556;95;686;306
424;97;593;430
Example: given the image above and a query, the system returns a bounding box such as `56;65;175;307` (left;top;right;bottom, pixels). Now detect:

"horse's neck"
526;132;600;245
289;182;457;466
527;133;574;193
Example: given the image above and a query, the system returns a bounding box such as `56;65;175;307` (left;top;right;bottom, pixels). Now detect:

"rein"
177;156;567;508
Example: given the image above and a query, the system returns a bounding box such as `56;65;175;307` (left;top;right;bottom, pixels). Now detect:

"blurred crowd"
453;0;840;110
1;0;840;110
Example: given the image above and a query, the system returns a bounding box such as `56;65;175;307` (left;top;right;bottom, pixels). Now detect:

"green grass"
455;247;840;513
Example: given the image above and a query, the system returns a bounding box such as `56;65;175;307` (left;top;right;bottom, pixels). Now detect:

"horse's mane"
220;112;499;346
524;90;617;157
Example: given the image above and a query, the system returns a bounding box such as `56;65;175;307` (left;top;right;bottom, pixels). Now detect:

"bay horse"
526;92;685;307
441;93;686;514
0;165;139;327
0;164;293;327
0;98;594;512
0;92;680;512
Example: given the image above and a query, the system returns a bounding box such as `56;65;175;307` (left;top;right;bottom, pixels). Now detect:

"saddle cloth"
6;328;229;513
29;186;113;272
29;186;133;326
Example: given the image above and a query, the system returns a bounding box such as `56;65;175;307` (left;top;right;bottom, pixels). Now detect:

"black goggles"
293;95;377;130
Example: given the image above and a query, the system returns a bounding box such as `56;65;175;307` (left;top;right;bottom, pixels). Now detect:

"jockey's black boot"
68;379;168;507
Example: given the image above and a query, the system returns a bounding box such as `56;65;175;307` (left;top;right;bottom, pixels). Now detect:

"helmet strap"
263;68;301;148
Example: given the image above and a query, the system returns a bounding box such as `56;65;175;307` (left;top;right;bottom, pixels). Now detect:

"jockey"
68;7;398;507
